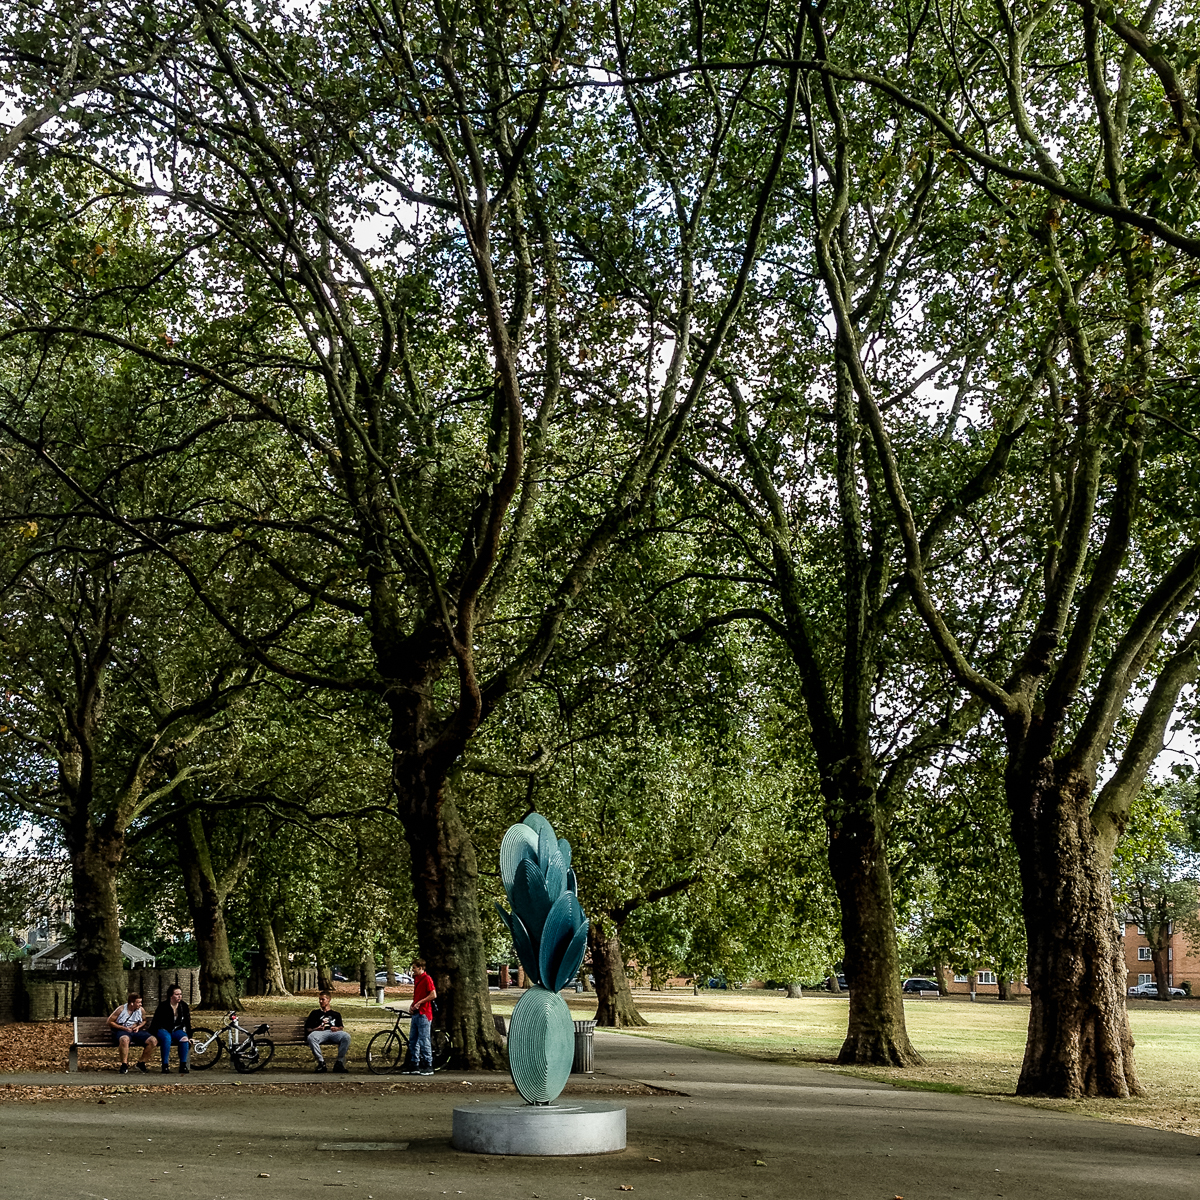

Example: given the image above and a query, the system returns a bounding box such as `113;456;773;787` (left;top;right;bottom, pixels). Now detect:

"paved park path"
1;1030;1196;1200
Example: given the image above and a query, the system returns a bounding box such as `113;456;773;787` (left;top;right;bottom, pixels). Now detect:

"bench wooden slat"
236;1014;308;1045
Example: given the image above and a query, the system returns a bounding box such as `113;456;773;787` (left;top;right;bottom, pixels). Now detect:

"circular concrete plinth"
451;1100;626;1156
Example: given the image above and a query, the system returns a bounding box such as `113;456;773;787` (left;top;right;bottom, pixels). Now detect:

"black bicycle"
189;1011;275;1073
366;1005;451;1075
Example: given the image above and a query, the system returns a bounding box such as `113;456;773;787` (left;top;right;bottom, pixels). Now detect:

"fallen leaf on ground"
618;1187;633;1192
646;1157;661;1162
258;1173;270;1178
754;1159;766;1166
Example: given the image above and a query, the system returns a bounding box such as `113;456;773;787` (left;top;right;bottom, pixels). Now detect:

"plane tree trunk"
177;809;250;1011
67;828;128;1016
185;866;241;1010
1151;948;1171;1000
827;787;922;1066
1010;758;1140;1096
359;940;375;996
396;766;507;1070
934;963;950;996
254;908;291;996
315;939;333;994
589;920;648;1028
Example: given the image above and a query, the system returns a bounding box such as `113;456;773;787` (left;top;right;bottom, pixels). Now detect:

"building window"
1138;947;1152;960
953;974;968;983
977;971;997;985
1139;973;1153;986
1137;924;1146;935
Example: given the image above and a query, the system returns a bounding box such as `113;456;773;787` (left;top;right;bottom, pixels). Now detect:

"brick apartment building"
1121;918;1200;992
939;921;1200;997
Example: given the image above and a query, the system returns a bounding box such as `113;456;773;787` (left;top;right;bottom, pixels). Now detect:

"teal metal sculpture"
495;813;588;1104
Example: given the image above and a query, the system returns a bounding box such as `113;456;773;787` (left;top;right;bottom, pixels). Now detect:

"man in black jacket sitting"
304;992;351;1073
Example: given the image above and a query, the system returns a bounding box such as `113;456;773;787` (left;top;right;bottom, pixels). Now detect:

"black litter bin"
572;1018;596;1073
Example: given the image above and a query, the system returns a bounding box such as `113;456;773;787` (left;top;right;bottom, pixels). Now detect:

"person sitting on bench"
149;984;192;1074
304;992;350;1073
107;991;157;1074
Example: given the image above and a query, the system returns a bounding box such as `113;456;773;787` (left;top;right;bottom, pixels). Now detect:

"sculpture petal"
536;820;558;875
512;857;552;940
522;812;555;847
538;893;579;992
557;838;572;871
510;909;541;987
543;847;567;902
553;919;589;994
494;902;513;935
500;823;539;894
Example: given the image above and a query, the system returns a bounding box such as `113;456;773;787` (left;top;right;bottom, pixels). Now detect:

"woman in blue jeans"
149;984;192;1074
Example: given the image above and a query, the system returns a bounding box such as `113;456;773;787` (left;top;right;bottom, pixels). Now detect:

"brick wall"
124;967;201;1008
5;966;204;1021
290;968;319;993
24;976;76;1021
0;961;21;1023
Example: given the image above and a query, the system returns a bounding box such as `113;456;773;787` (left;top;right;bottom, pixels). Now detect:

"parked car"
902;977;940;993
331;969;349;982
1128;981;1186;998
825;974;848;991
374;971;413;985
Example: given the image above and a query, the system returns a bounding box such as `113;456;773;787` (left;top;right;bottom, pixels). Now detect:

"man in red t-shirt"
402;959;437;1075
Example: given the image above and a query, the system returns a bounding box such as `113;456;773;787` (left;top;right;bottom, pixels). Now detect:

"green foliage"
892;737;1027;985
1113;780;1200;958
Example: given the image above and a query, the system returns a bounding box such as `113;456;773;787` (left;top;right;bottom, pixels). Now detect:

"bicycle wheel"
366;1029;407;1075
430;1029;452;1071
188;1028;222;1071
231;1035;275;1073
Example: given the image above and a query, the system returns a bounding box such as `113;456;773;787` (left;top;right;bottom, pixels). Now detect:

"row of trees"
2;0;1199;1096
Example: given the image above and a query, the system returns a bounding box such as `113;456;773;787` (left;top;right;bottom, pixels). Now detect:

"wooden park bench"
70;1012;316;1072
69;1016;118;1072
237;1012;312;1056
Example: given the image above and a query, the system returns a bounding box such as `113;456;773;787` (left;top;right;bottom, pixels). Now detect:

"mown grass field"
77;985;1200;1136
564;988;1200;1137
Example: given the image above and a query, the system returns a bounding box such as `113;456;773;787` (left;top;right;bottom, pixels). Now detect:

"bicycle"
366;1004;451;1075
189;1011;276;1073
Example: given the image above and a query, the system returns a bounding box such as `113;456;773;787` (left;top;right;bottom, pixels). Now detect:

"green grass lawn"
561;988;1200;1136
242;986;1200;1136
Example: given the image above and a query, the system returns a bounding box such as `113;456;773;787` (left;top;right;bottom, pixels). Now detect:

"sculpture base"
451;1099;626;1156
